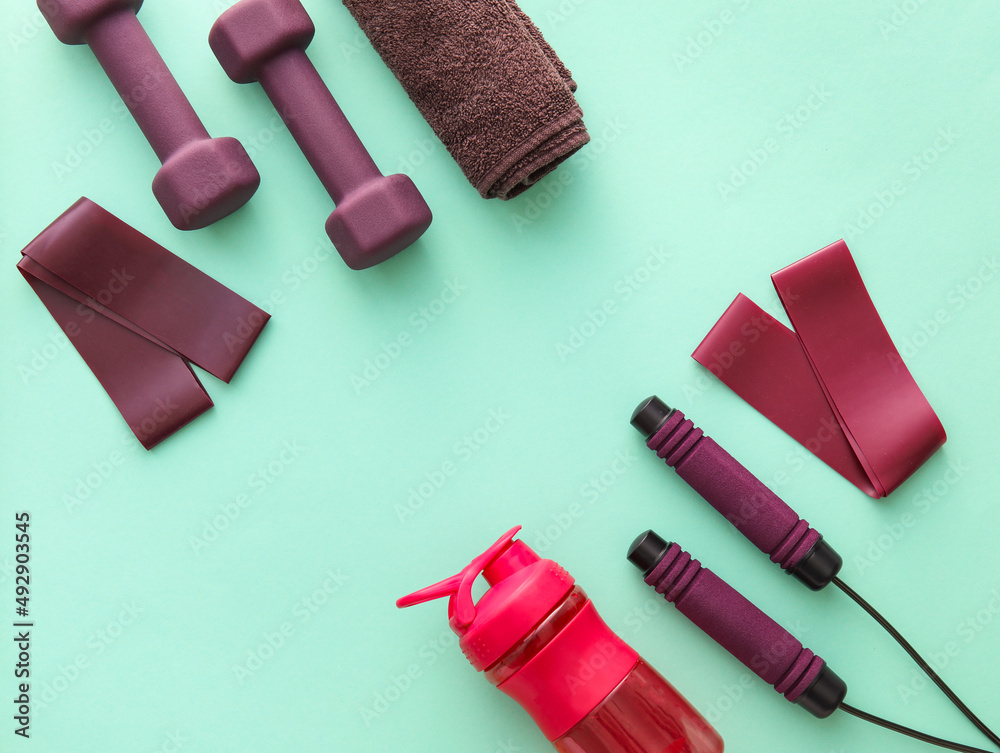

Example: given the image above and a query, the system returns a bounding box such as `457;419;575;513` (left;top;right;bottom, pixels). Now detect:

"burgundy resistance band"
17;198;269;449
692;240;945;497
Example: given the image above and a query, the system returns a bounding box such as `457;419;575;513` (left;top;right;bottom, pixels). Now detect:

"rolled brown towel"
342;0;589;199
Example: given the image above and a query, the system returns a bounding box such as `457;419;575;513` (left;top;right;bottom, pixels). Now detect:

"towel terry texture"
342;0;589;199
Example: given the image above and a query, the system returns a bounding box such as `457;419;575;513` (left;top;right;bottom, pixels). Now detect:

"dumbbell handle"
628;533;846;717
258;50;382;204
85;9;210;162
632;397;842;589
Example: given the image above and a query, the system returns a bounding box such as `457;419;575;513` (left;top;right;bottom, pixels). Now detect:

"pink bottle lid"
398;527;638;740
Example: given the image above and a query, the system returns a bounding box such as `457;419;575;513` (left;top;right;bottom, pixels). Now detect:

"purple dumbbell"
38;0;260;230
209;0;432;270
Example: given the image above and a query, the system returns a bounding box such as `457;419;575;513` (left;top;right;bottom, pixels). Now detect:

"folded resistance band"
692;240;945;497
342;0;589;200
17;198;269;449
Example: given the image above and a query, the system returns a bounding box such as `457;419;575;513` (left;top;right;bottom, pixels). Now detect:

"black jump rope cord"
832;576;1000;752
841;703;993;753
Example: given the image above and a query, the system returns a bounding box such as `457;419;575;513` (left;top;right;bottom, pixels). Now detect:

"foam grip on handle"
632;397;842;589
628;532;847;718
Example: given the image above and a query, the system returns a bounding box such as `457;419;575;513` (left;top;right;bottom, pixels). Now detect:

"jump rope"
627;396;999;753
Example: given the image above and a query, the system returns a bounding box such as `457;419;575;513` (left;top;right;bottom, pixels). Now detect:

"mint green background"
2;1;1000;751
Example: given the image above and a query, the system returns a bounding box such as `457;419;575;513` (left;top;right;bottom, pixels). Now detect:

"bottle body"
554;658;723;753
485;586;723;753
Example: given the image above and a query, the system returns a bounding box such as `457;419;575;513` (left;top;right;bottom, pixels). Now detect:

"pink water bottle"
397;526;724;753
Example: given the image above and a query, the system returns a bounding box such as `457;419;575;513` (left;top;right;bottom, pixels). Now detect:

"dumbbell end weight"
208;0;314;85
38;0;142;45
326;174;432;270
154;137;260;231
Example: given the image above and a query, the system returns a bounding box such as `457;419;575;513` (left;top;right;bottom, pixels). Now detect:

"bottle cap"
399;527;640;740
397;526;575;671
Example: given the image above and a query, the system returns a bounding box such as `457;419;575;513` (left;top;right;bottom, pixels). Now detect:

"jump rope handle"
631;396;843;589
627;530;847;717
